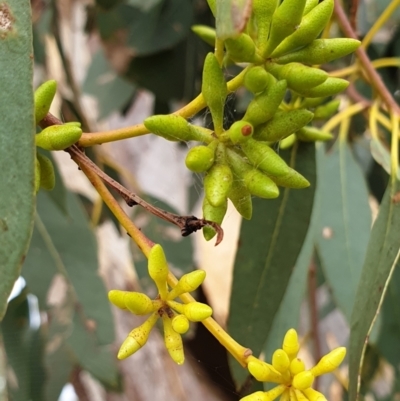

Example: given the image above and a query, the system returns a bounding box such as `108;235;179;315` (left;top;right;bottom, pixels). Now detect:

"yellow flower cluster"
108;244;212;365
242;329;346;401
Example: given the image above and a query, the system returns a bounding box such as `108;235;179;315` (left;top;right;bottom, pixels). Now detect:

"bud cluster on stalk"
143;0;360;240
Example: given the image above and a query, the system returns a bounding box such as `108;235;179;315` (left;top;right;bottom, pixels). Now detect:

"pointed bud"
272;349;290;374
310;347;346;377
35;125;82;151
282;328;299;359
244;67;273;94
117;312;159;360
297;127;334;142
144;115;196;142
206;0;216;15
228;176;253;220
293;371;314;390
267;167;310;189
243;80;287;126
191;25;216;47
240;391;267;401
37;153;55;191
225;34;263;64
167;270;206;300
167;301;213;322
204;158;233;207
148;244;169;299
64;121;81;127
202;196;228;240
303;0;319;15
185;144;216;173
202;53;227;134
108;290;128;309
35;157;41;193
34;80;57;124
271;0;334;58
302;388;328;401
124;292;155;315
292;77;349;98
313;100;341;120
254;110;314;142
228;121;254;144
247;359;284;383
171;314;190;334
241;138;291;177
162;315;185;365
290;358;306;376
264;385;287;400
294;389;309;401
279;134;297;150
275;39;361;65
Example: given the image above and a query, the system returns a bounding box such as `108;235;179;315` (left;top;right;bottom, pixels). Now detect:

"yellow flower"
241;328;346;401
108;244;212;364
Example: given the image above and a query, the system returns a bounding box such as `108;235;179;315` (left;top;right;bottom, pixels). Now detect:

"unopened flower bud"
272;349;290;374
167;300;213;322
282;328;299;359
292;371;314;390
148;244;169;299
35;125;82;151
162;315;185;365
171;314;190;334
302;387;328;401
290;358;306;376
310;347;346;377
167;270;206;300
34;80;57;124
247;358;284;383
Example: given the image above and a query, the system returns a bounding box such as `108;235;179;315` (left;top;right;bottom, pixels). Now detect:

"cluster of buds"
242;329;346;401
108;244;212;365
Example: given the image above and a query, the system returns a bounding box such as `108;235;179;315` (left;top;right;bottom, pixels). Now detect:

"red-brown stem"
334;0;400;115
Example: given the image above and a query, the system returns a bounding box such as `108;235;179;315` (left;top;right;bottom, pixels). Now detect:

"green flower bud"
268;167;310;189
226;149;280;198
271;0;334;58
35;157;41;194
254;109;314;142
162;315;185;365
34;80;57;124
37;153;55;191
243;80;287;126
241;138;292;177
263;0;307;57
144;115;199;142
171;314;190;334
297;126;333;142
279;134;297;150
275;38;361;65
228;176;253;220
303;0;319;15
35;125;82;151
293;371;314;390
185;142;216;173
202;53;227;134
302;97;326;108
310;347;346;377
247;359;284;382
244;67;273;94
167;270;207;300
202;196;228;240
64;121;82;127
168;301;213;322
124;292;155;315
252;0;279;54
148;244;169;299
225;34;263;64
228;121;254;144
313;99;340;120
272;349;290;374
293;77;349;98
191;25;216;47
302;388;328;401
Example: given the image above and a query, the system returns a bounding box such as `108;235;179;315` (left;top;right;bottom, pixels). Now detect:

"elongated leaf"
316;142;371;321
216;0;252;39
22;191;114;345
0;0;35;320
349;180;400;400
228;142;316;386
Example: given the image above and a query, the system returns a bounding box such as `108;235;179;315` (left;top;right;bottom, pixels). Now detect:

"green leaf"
349;180;400;400
22;191;114;345
228;142;316;387
263;215;315;364
0;0;36;320
370;138;400;179
82;50;136;120
316;142;371;321
216;0;252;39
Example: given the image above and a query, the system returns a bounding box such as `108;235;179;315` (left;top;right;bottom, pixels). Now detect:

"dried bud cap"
282;328;299;359
37;153;55;191
310;347;346;377
34;80;57;124
171;314;190;334
272;349;290;374
167;270;207;300
162;315;185;365
292;371;314;390
247;359;284;383
148;244;169;299
124;292;155;315
35;125;82;151
290;358;306;376
302;387;328;401
117;312;159;360
191;25;216;47
228;121;254;144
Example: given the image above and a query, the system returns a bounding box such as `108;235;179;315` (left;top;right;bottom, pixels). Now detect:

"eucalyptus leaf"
216;0;252;39
228;142;316;387
0;0;36;320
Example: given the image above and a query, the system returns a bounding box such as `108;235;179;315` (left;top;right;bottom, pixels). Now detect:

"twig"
308;258;321;391
334;0;400;115
70;367;91;401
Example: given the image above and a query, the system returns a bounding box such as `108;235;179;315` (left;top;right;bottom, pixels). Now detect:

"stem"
338;111;351;143
322;102;367;133
78;67;249;147
334;0;400;115
361;0;400;49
